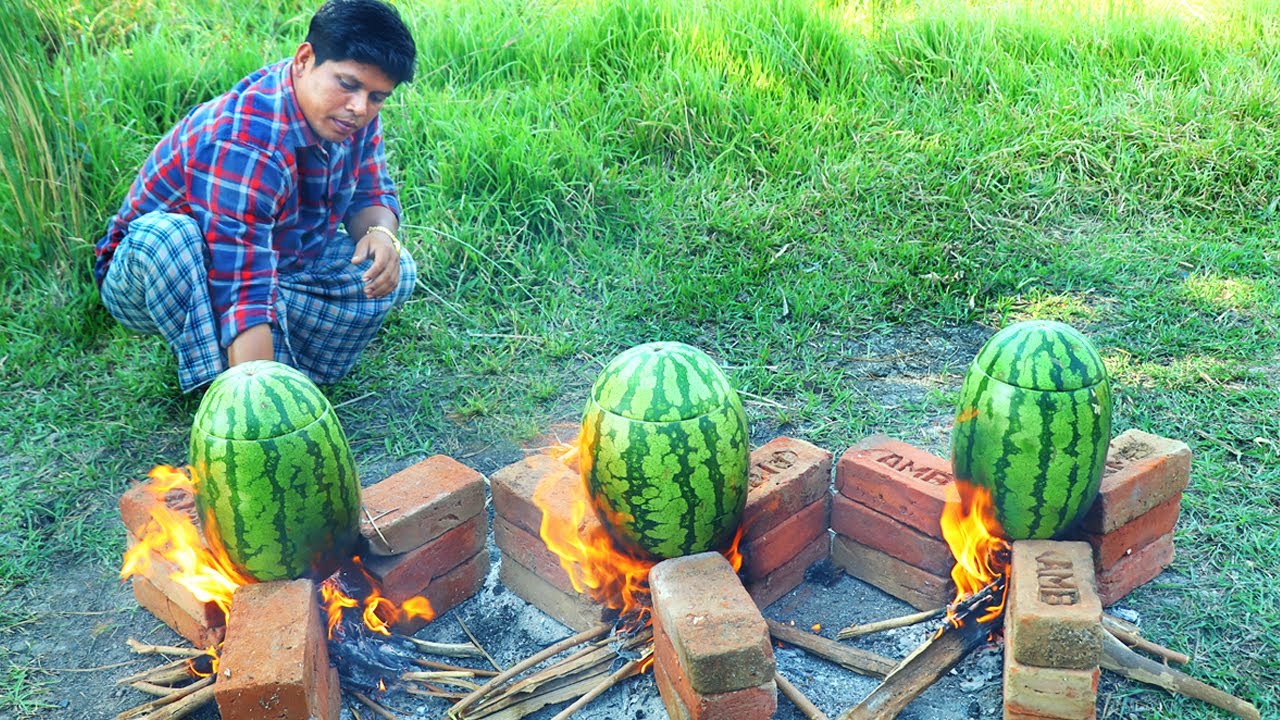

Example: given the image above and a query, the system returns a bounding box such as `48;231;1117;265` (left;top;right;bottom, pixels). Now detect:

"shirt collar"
280;60;328;151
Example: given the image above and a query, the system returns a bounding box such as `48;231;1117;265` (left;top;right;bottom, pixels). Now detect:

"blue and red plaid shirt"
95;58;401;345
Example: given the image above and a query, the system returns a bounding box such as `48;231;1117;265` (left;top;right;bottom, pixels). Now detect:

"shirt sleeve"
188;139;291;346
343;115;402;227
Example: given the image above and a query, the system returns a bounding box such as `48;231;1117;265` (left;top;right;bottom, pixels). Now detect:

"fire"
319;559;436;640
535;439;744;631
939;480;1011;625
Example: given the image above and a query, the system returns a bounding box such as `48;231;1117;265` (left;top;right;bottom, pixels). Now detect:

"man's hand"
351;230;401;299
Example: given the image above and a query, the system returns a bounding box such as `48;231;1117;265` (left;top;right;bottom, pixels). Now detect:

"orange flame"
318;558;436;640
939;480;1011;625
534;439;743;632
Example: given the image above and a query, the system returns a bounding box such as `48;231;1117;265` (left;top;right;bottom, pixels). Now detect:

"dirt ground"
2;325;1084;719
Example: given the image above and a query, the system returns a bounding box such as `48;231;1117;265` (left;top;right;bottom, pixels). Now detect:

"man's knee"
129;211;204;265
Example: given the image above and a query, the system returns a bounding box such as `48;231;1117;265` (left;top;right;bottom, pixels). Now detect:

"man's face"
292;42;396;143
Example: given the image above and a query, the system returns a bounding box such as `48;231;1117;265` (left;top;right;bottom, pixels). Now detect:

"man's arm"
348;205;402;299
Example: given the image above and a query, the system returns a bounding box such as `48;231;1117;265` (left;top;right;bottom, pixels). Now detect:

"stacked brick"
1068;430;1189;606
830;436;957;610
358;455;489;634
650;552;777;719
1004;541;1101;720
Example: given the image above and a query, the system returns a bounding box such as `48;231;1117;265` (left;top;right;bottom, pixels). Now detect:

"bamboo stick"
836;608;946;640
547;652;649;720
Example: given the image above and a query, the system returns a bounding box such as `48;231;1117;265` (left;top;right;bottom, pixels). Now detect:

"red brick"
498;553;602;632
835;436;953;538
1004;614;1098;720
215;579;339;720
125;533;226;642
131;574;225;649
490;454;598;539
1079;430;1190;534
654;618;778;720
493;514;580;595
743;437;833;542
745;532;830;610
741;495;829;581
1008;541;1101;670
1097;532;1175;607
831;534;954;610
119;477;200;538
831;493;954;577
362;513;485;602
651;552;775;695
360;455;486;555
1077;493;1181;571
393;550;490;634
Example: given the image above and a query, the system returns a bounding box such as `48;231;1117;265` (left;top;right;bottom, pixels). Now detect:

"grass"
2;0;1278;717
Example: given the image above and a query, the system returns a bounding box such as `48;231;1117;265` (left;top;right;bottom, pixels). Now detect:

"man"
94;0;417;392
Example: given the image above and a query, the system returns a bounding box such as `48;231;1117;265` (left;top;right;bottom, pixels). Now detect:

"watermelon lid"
192;360;332;440
973;320;1107;391
590;342;737;422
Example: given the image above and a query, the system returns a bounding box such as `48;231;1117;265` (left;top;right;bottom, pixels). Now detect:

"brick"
119;477;200;537
654;619;778;720
743;437;833;542
831;534;954;610
493;515;580;595
1079;430;1191;534
1004;614;1098;720
1097;532;1175;607
490;454;599;539
1008;541;1101;670
362;513;485;602
835;436;953;538
741;495;830;581
215;579;339;720
1077;494;1181;571
498;553;602;632
745;531;830;610
393;550;489;635
360;455;486;555
650;552;775;695
131;575;225;649
831;493;954;577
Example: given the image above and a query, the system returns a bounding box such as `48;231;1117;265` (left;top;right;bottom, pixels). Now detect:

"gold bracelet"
365;224;402;254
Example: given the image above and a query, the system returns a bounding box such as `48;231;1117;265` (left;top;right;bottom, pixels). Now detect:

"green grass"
2;0;1279;717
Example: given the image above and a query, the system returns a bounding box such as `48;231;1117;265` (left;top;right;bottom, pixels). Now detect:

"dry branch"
1101;616;1190;665
414;658;499;676
352;690;402;720
114;675;214;720
776;671;830;720
116;656;198;686
125;638;207;658
406;637;489;659
457;616;504;672
836;608;945;640
767;619;897;679
1100;629;1259;720
547;651;650;720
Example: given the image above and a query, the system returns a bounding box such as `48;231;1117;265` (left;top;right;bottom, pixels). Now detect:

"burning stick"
775;671;830;720
1100;629;1260;720
766;619;897;679
835;607;946;640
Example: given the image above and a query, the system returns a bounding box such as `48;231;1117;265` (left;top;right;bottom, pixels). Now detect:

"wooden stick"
836;616;997;720
147;683;216;720
414;658;500;676
116;656;197;686
1100;629;1260;720
1101;616;1190;665
402;671;483;691
115;675;214;720
547;652;649;720
362;505;396;553
767;620;897;679
776;671;830;720
449;621;611;717
405;685;469;701
458;615;504;672
125;638;208;658
351;690;402;720
406;637;489;659
464;666;612;720
128;681;185;697
836;608;946;640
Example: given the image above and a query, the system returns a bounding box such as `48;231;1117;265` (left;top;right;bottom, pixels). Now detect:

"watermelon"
951;320;1112;540
189;360;360;582
581;342;749;559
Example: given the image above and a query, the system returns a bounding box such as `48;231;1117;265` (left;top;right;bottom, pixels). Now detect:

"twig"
463;666;611;720
144;683;216;720
767;620;896;679
457;616;504;672
836;608;946;640
125;638;207;658
776;671;830;720
1101;616;1190;665
352;690;402;720
414;658;499;676
362;504;395;553
449;621;610;717
402;671;482;691
405;685;469;701
116;656;199;686
1100;629;1259;720
547;652;649;720
115;675;214;720
406;637;488;659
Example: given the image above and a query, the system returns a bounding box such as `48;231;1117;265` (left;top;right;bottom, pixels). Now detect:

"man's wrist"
365;224;401;254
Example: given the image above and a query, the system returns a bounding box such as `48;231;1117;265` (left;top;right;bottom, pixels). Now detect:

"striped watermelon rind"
190;361;360;581
583;342;749;559
951;321;1112;540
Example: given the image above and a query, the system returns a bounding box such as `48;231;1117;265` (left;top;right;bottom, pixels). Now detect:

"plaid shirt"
95;58;401;345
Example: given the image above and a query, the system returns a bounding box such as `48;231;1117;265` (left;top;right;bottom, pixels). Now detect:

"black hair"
306;0;416;85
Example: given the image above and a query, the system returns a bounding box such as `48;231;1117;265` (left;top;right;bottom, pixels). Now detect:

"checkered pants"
100;211;416;392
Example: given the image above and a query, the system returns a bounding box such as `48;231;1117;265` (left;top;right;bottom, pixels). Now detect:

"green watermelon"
189;360;360;582
951;320;1112;540
581;342;749;559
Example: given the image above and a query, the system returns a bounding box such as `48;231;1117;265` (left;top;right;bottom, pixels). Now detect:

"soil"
0;325;1140;720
